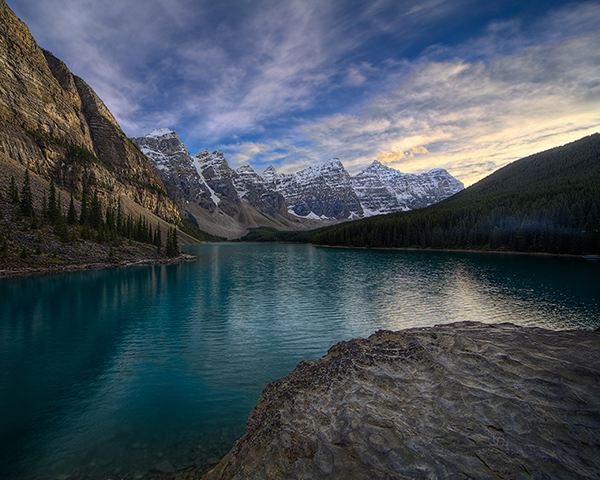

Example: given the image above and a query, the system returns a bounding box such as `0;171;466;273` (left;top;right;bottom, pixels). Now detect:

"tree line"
242;134;600;255
7;170;180;257
311;134;600;255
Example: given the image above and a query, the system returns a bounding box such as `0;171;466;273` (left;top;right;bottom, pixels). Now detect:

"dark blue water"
1;243;598;479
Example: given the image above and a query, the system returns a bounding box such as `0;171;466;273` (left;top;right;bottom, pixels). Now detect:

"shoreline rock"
0;252;197;278
202;322;600;479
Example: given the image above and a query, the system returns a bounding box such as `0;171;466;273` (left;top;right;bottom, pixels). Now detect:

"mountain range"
308;133;600;254
132;129;464;239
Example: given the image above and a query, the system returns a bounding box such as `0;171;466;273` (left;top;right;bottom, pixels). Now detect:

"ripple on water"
0;244;598;479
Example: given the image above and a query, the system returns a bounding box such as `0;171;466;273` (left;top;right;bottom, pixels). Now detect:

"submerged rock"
203;322;600;479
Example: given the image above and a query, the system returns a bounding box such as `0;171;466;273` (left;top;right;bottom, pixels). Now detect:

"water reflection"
0;245;598;479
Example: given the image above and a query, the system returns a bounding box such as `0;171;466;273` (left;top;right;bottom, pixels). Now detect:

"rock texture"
262;159;364;219
0;0;180;224
203;322;600;480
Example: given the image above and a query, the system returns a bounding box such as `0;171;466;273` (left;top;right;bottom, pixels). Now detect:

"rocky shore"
202;322;600;479
0;252;197;278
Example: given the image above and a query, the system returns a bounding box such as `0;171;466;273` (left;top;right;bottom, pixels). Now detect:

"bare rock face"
203;322;600;479
0;0;180;224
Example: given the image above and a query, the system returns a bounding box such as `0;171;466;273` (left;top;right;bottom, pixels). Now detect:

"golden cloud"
375;145;429;164
376;150;406;163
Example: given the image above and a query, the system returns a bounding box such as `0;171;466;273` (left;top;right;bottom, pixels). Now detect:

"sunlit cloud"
9;0;600;184
302;33;600;185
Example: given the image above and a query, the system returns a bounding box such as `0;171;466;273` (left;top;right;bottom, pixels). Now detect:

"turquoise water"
1;243;598;479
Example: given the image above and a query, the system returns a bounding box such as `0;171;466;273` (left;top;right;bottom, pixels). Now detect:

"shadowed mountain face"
0;0;180;224
132;129;463;237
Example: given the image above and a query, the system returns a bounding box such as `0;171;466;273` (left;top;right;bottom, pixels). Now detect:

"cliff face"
203;322;600;480
0;0;180;223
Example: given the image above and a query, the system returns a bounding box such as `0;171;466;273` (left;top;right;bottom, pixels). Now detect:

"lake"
1;243;598;479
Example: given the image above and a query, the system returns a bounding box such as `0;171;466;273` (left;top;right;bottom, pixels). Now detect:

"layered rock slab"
203;322;600;479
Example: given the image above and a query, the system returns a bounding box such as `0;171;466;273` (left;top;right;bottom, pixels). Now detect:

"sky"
8;0;600;186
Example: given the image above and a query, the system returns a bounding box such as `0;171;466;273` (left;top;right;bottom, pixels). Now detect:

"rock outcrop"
203;322;600;479
262;159;364;219
0;0;180;224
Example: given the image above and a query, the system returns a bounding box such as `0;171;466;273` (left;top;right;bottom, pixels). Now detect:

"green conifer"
166;227;179;257
19;169;34;217
89;191;103;230
154;223;162;251
67;193;77;225
47;181;59;224
9;175;19;203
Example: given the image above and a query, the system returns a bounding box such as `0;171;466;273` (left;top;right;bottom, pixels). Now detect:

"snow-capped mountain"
352;161;464;215
256;159;463;219
260;159;363;219
133;129;217;211
132;128;464;237
131;130;289;238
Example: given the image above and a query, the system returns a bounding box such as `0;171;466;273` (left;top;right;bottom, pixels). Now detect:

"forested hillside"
305;134;600;254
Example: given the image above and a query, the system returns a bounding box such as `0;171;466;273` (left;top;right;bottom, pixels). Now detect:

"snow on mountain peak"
145;127;176;138
236;164;256;174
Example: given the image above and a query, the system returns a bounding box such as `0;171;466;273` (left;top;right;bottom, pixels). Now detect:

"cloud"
376;150;406;163
10;0;600;183
229;142;272;165
302;33;600;185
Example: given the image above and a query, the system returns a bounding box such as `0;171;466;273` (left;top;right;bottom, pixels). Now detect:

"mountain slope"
0;0;201;273
352;161;464;214
309;134;600;255
0;0;180;225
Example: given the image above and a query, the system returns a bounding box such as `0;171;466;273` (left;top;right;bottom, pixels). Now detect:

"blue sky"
8;0;600;185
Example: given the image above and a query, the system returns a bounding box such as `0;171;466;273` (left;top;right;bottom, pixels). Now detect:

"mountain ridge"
308;133;600;254
132;128;463;238
0;0;181;225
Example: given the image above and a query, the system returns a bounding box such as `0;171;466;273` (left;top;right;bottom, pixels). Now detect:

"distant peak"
325;158;343;165
236;164;256;173
146;128;176;138
263;165;277;174
368;160;385;169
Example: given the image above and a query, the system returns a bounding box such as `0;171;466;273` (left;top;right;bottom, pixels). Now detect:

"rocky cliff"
352;161;465;214
203;322;600;479
0;0;180;224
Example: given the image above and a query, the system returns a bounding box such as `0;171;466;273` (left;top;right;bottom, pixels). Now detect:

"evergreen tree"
79;190;89;225
154;223;162;251
57;192;63;219
166;227;179;257
9;175;19;203
19;169;34;217
47;181;59;224
67;193;77;225
89;190;103;230
105;205;115;232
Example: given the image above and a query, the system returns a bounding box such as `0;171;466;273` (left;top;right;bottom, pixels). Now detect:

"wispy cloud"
9;0;600;184
302;32;600;184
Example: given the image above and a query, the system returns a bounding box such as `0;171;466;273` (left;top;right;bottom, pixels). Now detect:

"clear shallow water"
0;243;598;479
